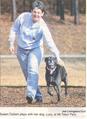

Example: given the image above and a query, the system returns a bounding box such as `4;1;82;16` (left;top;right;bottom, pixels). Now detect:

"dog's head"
45;56;57;70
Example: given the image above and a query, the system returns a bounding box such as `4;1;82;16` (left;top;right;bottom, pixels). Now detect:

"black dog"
45;56;68;101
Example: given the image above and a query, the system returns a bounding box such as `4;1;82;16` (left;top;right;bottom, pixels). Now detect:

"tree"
11;0;17;21
28;0;34;11
0;0;1;15
74;0;80;25
71;0;79;24
57;0;65;22
23;0;25;11
56;0;60;15
71;0;75;16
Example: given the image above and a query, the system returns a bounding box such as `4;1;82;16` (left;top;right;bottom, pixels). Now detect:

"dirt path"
0;87;85;107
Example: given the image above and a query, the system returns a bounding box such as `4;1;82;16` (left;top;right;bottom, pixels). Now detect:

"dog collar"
47;66;56;75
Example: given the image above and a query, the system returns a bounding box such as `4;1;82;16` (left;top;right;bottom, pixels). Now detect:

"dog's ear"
54;57;57;62
45;57;48;62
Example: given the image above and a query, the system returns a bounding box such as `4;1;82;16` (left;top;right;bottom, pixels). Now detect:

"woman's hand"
58;58;65;67
9;46;15;54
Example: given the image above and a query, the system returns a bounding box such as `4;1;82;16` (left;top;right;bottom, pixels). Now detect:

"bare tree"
11;0;17;21
23;0;26;12
71;0;79;24
74;0;80;25
56;0;65;22
56;0;60;15
28;0;34;11
0;0;1;15
71;0;75;16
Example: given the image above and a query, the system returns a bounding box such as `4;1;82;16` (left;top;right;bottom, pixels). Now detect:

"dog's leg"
56;73;61;101
64;77;68;96
47;83;53;96
54;85;61;101
47;86;53;96
57;85;61;101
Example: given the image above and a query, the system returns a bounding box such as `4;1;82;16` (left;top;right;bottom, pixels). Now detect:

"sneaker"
26;96;33;104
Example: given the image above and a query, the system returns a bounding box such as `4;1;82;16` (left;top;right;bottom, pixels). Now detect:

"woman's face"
32;7;44;22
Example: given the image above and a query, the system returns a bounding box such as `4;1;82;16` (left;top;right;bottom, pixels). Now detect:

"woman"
8;0;64;103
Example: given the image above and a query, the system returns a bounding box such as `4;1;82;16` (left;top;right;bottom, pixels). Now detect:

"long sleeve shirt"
8;12;60;61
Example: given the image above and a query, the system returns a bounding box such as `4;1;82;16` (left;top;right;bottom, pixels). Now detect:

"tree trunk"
0;0;1;15
29;0;34;11
59;0;65;21
23;0;26;12
74;0;80;25
11;0;17;21
56;0;60;15
71;0;75;16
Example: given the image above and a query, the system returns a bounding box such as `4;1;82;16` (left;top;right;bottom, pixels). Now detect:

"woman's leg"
27;47;43;100
35;87;43;101
17;47;28;80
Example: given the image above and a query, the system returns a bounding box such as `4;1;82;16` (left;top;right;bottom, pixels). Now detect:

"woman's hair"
32;0;45;12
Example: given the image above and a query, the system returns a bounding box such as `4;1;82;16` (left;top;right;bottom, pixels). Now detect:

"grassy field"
1;57;85;87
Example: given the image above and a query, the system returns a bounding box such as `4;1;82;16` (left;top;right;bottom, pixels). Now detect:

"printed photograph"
0;0;86;108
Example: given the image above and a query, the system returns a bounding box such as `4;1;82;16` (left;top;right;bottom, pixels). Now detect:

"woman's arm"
41;20;65;66
8;15;21;54
42;21;60;61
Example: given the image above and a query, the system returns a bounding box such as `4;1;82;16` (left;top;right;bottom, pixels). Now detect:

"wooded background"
0;0;86;14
